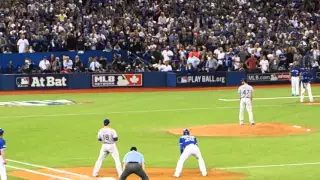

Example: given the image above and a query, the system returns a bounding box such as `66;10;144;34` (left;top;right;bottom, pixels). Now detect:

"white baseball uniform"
93;127;122;177
238;84;255;125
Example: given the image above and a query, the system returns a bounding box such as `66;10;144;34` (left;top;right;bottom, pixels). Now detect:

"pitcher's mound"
168;123;313;137
9;167;245;180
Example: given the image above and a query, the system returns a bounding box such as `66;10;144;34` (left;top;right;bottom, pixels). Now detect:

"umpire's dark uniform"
119;147;149;180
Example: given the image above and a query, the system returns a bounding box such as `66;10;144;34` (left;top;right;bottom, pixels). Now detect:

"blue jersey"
179;135;198;154
290;68;300;77
301;71;313;83
0;138;6;155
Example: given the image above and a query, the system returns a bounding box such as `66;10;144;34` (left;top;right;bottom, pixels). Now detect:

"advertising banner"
175;72;226;87
246;72;290;83
15;74;69;89
91;74;143;87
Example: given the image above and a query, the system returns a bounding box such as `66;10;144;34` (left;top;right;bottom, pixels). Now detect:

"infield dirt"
168;123;314;137
9;167;245;180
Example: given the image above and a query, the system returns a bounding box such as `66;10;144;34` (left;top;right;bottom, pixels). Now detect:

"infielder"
174;129;207;178
300;68;314;103
0;128;7;180
290;65;300;96
238;79;255;125
93;119;122;178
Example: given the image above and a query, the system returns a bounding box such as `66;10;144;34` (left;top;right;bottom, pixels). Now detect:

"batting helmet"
0;128;4;135
183;129;190;135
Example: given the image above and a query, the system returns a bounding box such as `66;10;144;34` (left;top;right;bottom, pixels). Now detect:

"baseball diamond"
0;85;319;180
0;0;320;179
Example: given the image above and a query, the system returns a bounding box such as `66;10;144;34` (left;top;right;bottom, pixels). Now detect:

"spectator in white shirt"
17;35;29;53
152;60;163;71
232;54;241;71
63;56;73;71
161;46;173;62
39;57;51;73
259;55;269;73
158;12;167;25
159;61;172;72
89;58;101;72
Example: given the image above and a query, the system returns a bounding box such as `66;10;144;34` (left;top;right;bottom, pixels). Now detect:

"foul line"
0;104;287;119
219;95;320;102
218;161;320;170
7;159;90;178
6;165;72;180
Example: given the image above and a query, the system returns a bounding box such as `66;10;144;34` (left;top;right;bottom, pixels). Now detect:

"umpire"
119;146;149;180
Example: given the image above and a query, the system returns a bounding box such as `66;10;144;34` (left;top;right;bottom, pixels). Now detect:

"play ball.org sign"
0;100;75;107
16;75;68;89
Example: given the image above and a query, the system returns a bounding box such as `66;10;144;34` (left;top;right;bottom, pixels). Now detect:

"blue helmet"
183;129;190;135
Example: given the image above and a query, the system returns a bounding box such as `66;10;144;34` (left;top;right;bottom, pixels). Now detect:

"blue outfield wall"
0;71;319;91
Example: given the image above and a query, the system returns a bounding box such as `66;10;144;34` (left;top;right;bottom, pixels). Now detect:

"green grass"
1;86;320;179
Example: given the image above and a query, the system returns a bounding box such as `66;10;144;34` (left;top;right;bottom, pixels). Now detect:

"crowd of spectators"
0;0;319;74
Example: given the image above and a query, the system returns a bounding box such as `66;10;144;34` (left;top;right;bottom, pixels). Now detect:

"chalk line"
7;159;90;178
0;104;287;119
6;165;72;180
218;161;320;170
219;95;320;102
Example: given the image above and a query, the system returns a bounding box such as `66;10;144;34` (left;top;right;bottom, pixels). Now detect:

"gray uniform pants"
119;162;149;180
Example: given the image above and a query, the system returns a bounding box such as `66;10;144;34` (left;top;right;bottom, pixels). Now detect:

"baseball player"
300;68;314;103
238;79;255;125
93;119;122;178
0;128;7;180
174;129;207;178
290;65;300;96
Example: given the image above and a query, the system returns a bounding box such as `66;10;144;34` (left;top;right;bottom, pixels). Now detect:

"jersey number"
103;134;109;140
242;90;250;96
185;137;194;142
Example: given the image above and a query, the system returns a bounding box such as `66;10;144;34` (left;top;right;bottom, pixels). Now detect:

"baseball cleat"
202;172;208;176
251;123;255;125
173;175;180;178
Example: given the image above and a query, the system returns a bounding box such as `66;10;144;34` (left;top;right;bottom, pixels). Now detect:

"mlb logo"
16;77;30;87
178;76;188;83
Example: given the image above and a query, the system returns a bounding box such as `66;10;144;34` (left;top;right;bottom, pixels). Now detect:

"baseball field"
1;85;320;180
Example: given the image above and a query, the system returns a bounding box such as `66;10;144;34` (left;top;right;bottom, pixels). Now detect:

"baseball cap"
130;146;137;151
104;119;110;126
0;128;4;134
241;78;248;83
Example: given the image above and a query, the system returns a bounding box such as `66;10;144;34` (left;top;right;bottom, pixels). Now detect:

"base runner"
238;79;255;125
93;119;122;178
300;68;314;103
174;129;207;178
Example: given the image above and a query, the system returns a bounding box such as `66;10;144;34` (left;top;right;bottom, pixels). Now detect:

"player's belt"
128;162;139;164
103;142;114;144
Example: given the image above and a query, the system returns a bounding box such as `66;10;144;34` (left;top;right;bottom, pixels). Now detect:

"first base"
98;178;116;180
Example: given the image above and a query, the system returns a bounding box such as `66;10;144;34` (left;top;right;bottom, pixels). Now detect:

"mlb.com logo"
16;77;30;87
